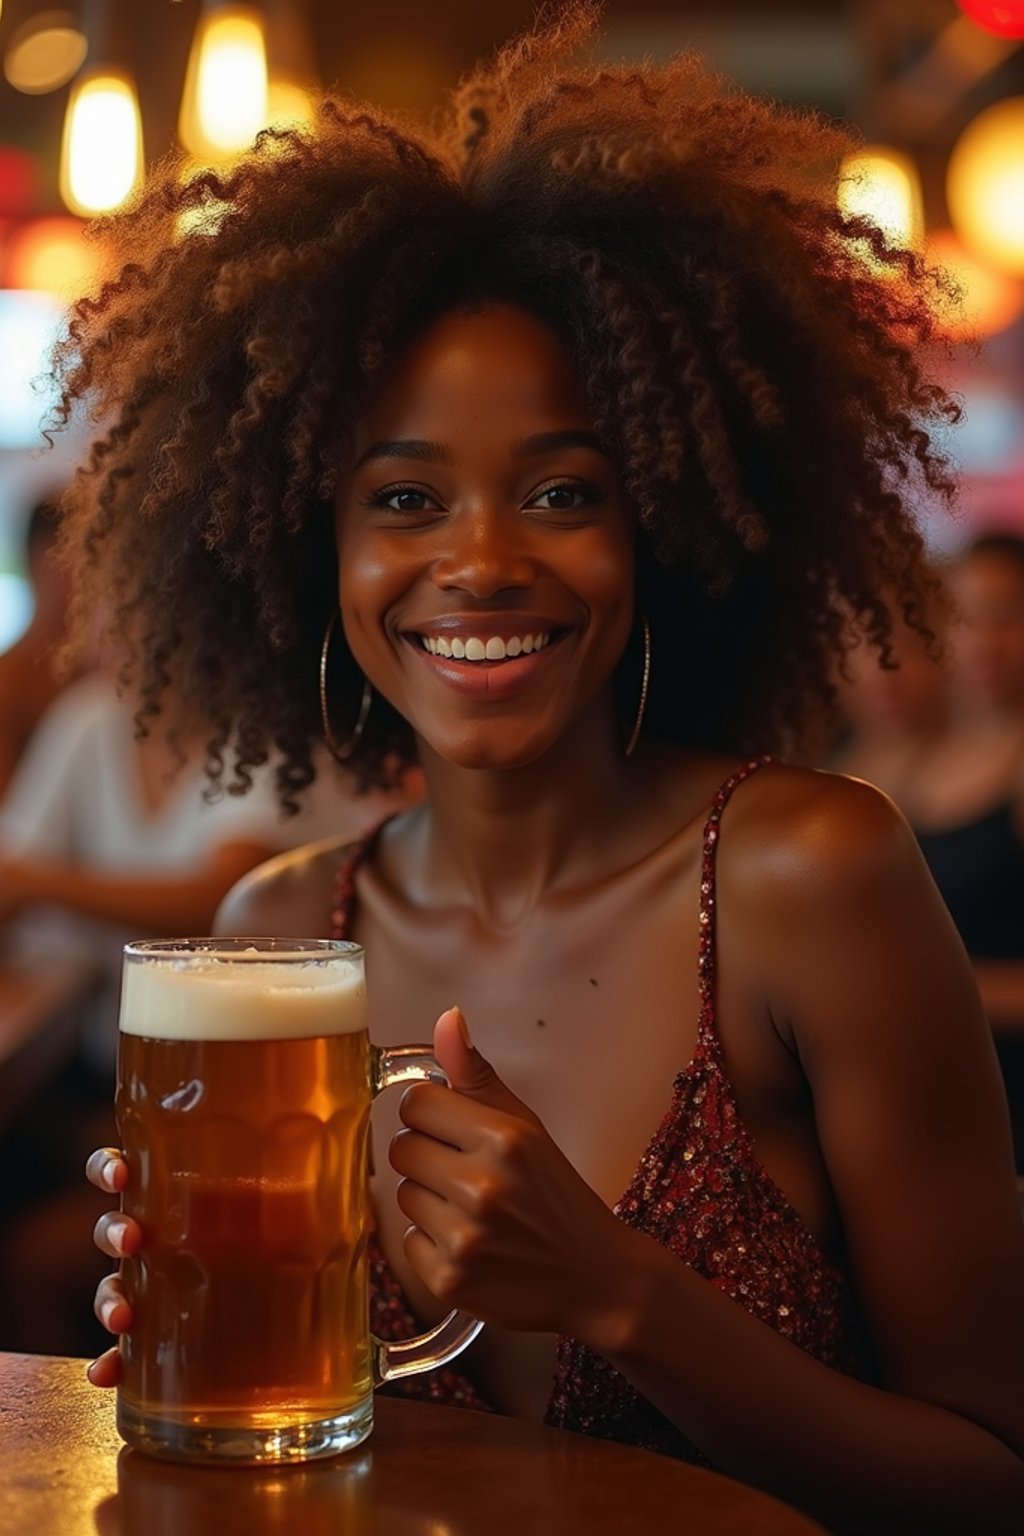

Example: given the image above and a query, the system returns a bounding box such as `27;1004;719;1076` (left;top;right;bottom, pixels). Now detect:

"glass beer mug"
115;938;482;1464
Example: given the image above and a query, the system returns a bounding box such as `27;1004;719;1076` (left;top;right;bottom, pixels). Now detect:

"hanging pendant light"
60;70;144;215
178;3;269;162
59;2;143;217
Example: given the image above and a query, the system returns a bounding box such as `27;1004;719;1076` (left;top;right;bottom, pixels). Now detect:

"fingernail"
100;1297;119;1330
451;1006;473;1051
107;1219;128;1250
101;1158;119;1191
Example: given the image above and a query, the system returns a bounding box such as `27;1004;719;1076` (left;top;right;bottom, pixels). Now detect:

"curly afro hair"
51;0;959;808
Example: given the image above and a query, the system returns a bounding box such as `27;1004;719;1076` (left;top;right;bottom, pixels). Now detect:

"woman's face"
335;304;635;770
950;550;1024;712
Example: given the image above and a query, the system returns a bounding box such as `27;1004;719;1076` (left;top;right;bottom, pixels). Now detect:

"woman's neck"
410;708;669;928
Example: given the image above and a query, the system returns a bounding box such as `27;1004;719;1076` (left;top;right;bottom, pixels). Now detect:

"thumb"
433;1006;527;1114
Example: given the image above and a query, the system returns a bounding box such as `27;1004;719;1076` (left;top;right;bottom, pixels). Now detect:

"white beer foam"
119;956;366;1041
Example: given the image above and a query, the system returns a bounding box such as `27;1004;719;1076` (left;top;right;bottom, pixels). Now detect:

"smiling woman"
41;3;1024;1532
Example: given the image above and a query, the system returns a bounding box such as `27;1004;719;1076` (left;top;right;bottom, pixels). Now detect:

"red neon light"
957;1;1024;37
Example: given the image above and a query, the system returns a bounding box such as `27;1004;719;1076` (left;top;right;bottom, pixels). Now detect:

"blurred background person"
0;666;420;1354
928;535;1024;1173
831;595;950;805
833;538;1024;1170
924;535;1024;984
0;497;76;798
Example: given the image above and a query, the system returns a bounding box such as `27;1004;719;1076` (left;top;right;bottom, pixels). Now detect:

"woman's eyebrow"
509;429;607;459
352;428;606;471
353;439;453;469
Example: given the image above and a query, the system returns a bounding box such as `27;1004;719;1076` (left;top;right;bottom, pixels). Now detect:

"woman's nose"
431;510;537;598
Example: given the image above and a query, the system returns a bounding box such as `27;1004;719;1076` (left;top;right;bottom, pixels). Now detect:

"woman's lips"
403;630;569;700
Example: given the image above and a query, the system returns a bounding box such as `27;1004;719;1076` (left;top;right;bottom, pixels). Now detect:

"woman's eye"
529;482;596;512
371;487;436;513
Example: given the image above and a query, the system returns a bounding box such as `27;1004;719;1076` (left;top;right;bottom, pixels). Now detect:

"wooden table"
0;1353;824;1536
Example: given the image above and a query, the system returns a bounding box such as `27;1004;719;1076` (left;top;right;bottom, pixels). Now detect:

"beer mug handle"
369;1044;485;1384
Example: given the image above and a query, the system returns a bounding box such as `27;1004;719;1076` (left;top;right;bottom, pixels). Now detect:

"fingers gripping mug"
115;939;482;1464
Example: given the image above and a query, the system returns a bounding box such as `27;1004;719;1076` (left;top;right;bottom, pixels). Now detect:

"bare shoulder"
726;761;921;902
214;834;354;938
721;761;983;1060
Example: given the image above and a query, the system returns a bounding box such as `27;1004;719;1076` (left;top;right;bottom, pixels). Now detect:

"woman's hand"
391;1007;647;1340
84;1148;140;1386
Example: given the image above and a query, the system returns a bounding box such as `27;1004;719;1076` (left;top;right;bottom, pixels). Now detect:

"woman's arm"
394;778;1024;1534
583;780;1024;1531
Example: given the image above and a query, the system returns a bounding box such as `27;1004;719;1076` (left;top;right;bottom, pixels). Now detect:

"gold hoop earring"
320;612;372;765
624;619;651;759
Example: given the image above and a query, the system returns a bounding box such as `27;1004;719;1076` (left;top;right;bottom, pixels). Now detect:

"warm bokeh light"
0;146;39;216
60;71;144;216
948;98;1024;276
927;229;1024;340
956;2;1024;38
3;11;88;95
838;146;924;254
5;217;108;300
179;7;268;161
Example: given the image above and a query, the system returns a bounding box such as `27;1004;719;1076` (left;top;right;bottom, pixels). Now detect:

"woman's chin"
420;728;555;775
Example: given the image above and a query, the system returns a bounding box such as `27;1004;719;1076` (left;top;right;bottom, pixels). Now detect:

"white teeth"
420;631;551;661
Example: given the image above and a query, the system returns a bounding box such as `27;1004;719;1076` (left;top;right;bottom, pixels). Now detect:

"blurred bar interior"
0;0;1022;630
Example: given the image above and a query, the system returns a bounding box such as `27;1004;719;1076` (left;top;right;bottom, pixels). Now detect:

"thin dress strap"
696;756;773;1056
329;817;395;941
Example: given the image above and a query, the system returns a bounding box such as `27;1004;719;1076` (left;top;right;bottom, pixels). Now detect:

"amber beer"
116;939;482;1464
117;941;374;1462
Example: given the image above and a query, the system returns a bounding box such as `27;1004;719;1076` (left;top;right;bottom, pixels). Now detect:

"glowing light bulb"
179;6;268;161
838;147;924;255
947;97;1024;276
60;70;144;216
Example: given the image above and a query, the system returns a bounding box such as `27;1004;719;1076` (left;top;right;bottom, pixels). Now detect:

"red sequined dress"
330;757;866;1460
